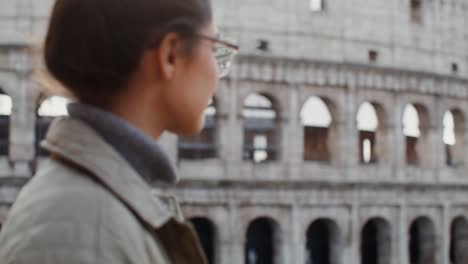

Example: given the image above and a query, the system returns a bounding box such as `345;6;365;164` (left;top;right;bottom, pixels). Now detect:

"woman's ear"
156;32;183;80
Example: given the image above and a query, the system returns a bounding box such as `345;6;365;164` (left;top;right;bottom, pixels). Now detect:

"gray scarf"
67;102;177;184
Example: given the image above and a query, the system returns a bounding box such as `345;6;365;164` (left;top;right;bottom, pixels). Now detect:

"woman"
0;0;238;263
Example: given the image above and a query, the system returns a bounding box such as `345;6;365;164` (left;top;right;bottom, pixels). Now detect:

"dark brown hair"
44;0;212;103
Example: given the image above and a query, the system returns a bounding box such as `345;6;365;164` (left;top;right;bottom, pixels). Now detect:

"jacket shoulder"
0;158;163;263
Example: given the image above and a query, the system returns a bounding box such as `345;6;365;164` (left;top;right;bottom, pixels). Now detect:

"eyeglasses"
197;34;239;78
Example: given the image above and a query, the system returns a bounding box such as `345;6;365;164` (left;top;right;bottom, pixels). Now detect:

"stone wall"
1;1;468;264
213;0;468;77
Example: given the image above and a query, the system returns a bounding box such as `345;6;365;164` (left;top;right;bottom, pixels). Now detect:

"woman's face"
163;23;219;136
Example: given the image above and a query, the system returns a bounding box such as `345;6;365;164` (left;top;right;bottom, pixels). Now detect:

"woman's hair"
44;0;212;103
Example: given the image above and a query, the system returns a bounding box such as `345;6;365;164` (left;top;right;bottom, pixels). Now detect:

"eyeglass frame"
196;33;239;78
197;33;239;51
146;29;239;78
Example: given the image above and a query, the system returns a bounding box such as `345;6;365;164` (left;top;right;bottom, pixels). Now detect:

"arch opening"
242;94;279;163
189;217;216;264
410;0;423;24
310;0;325;11
444;110;464;167
450;216;468;264
36;96;70;157
0;91;11;157
361;218;391;264
409;217;436;264
178;98;218;160
403;104;429;166
306;218;341;264
245;217;281;264
357;102;379;164
301;96;333;162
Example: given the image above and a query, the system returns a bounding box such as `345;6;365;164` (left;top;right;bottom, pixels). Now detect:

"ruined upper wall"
0;0;467;77
213;0;468;77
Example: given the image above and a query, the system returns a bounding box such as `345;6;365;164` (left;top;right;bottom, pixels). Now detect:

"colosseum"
1;0;468;263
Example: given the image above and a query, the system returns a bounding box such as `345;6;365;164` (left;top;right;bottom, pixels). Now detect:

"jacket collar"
67;102;178;184
41;117;182;229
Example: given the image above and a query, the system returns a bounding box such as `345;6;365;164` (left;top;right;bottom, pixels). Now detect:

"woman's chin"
172;119;204;136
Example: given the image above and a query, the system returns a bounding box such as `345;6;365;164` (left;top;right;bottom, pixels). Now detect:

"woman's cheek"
185;93;206;134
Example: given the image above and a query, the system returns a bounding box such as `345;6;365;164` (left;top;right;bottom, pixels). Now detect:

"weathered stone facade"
1;0;468;264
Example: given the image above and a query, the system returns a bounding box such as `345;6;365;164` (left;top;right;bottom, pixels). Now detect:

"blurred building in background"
1;0;468;263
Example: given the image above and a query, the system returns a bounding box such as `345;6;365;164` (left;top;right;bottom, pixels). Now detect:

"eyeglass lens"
214;44;235;78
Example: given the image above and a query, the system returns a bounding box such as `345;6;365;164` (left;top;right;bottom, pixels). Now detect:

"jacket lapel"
41;117;174;229
41;117;207;264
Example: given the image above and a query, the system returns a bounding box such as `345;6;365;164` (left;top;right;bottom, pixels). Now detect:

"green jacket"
0;117;206;264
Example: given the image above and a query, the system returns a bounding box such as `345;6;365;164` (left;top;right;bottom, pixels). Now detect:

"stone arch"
242;93;281;163
238;83;286;120
189;217;218;264
305;218;341;264
0;88;12;157
356;102;389;164
178;97;219;160
245;217;282;264
355;93;393;164
298;91;341;124
181;205;230;264
402;103;431;167
36;95;70;117
360;217;391;264
36;95;70;157
409;216;437;264
300;96;337;163
450;216;468;264
443;108;465;167
354;93;392;123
